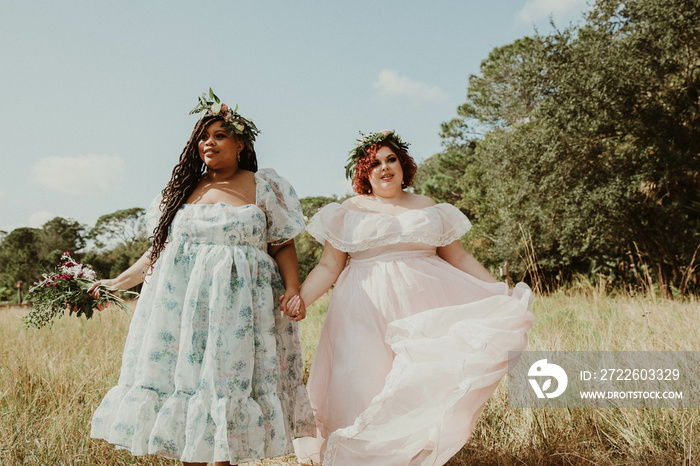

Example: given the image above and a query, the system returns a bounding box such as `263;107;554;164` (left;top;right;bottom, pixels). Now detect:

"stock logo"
528;359;568;398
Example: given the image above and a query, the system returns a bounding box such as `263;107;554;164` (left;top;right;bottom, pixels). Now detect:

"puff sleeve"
306;203;471;253
256;168;305;245
144;192;164;237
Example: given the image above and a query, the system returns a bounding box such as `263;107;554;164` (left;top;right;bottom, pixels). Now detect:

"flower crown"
189;88;260;152
344;129;410;180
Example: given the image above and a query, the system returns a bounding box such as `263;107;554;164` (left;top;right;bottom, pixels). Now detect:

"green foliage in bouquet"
24;252;136;329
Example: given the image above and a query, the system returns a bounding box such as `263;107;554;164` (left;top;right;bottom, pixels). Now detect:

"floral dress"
91;169;315;464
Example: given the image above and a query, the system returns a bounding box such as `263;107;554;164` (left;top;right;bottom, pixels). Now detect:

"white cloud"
0;211;59;232
31;154;125;195
372;69;449;101
515;0;588;25
27;211;57;228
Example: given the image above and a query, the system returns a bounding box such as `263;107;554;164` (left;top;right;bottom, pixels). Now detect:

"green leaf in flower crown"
186;90;260;146
343;130;410;180
209;88;221;104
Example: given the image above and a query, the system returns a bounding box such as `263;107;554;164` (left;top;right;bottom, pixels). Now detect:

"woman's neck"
369;189;406;205
205;166;239;182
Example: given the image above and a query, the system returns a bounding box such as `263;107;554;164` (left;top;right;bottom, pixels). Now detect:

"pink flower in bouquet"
24;252;136;329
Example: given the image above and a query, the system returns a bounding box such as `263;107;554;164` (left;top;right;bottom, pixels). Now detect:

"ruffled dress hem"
91;383;311;462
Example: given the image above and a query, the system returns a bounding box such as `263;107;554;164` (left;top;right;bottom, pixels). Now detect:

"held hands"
279;290;306;322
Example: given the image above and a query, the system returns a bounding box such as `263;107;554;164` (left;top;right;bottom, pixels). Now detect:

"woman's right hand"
88;279;119;300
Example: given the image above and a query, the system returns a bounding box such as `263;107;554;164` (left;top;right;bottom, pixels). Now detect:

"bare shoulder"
240;169;256;183
235;169;257;193
407;193;437;208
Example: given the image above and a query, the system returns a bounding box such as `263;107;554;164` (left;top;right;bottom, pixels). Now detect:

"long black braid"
147;115;258;269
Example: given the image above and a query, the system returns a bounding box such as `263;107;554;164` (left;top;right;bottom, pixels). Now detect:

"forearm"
438;241;498;283
298;241;347;305
456;254;497;283
269;241;300;292
110;250;151;290
298;263;336;306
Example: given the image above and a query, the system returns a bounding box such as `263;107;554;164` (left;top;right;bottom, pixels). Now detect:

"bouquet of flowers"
24;252;137;329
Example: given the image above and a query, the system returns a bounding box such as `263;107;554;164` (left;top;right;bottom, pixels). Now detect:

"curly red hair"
352;142;417;194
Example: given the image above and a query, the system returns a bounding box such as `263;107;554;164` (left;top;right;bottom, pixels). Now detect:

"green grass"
0;289;697;465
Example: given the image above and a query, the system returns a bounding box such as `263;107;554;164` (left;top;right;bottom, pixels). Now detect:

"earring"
237;151;241;162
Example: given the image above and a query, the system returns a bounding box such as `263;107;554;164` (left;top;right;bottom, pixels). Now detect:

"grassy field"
0;288;698;465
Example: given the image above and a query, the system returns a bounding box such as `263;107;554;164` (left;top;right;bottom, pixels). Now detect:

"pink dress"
293;203;535;466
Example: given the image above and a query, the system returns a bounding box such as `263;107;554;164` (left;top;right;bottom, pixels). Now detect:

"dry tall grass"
446;288;700;466
0;289;697;465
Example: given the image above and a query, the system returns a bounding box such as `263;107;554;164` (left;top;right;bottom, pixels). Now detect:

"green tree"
415;145;475;211
437;0;700;293
296;196;339;281
84;207;149;280
90;208;147;251
299;196;339;221
88;207;150;277
40;217;87;253
39;217;88;268
0;218;89;300
0;228;42;294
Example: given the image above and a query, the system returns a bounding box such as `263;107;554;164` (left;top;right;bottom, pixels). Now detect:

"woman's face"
197;120;244;171
368;145;404;195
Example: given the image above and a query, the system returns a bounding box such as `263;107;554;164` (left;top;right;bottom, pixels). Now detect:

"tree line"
0;210;149;302
418;0;699;296
1;0;697;300
0;201;336;303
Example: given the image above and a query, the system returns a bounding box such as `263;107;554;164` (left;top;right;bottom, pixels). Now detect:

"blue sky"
0;0;589;234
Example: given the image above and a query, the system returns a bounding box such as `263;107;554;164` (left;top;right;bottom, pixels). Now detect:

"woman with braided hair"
88;90;315;465
290;130;534;465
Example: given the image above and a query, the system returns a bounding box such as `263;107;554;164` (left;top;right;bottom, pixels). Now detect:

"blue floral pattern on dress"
91;169;315;463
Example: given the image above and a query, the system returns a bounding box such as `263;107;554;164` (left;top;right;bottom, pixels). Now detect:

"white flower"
233;122;245;132
210;102;222;115
82;268;96;281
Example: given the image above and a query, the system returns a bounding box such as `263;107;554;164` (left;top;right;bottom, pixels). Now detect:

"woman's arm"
269;239;305;321
437;240;498;283
88;249;151;297
299;241;348;307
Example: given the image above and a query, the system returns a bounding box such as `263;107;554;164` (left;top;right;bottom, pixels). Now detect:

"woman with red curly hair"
350;137;417;195
290;130;535;465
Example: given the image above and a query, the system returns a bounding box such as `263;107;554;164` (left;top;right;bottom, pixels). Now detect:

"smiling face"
197;120;244;171
368;145;404;195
